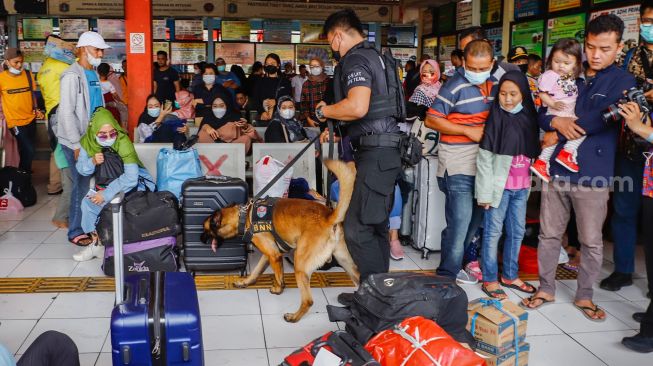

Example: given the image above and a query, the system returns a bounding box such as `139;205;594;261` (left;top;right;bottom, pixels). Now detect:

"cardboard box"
478;342;530;366
467;298;528;355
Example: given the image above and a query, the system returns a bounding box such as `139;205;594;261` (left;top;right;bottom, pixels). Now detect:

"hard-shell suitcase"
181;176;248;275
109;194;203;366
411;156;446;258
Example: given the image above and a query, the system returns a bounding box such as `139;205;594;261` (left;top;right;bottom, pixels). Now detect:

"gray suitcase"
410;156;446;259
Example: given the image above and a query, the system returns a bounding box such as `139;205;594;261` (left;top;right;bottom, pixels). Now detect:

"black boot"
599;272;633;291
622;333;653;353
633;312;646;323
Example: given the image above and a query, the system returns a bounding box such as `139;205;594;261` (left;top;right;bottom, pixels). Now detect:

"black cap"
507;46;528;62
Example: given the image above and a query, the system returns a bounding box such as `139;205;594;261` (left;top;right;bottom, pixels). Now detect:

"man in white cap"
56;31;111;248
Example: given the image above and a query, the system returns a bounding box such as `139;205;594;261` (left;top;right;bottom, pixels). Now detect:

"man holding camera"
521;15;636;321
602;1;653;292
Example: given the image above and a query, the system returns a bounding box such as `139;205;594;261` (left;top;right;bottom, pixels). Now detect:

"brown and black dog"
201;159;359;322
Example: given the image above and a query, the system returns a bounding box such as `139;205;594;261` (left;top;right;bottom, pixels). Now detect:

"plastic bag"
0;182;24;214
364;316;485;366
156;147;203;199
254;155;293;198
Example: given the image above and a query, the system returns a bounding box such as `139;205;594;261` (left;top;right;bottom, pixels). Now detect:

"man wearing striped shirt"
426;40;498;283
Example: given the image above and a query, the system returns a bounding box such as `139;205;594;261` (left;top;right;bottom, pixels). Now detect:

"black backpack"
327;272;475;347
0;167;37;207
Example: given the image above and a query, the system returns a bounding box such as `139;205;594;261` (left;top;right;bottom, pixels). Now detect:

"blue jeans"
61;145;93;240
81;197;106;234
611;154;644;274
481;189;529;282
436;173;484;278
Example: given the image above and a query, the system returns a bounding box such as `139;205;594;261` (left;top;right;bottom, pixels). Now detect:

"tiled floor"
0;177;650;365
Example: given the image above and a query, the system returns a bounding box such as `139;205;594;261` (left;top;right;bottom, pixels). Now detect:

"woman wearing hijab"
249;53;292;122
265;95;311;143
192;63;233;115
407;59;442;120
73;108;155;262
300;57;333;127
475;71;540;299
137;94;188;144
197;92;261;153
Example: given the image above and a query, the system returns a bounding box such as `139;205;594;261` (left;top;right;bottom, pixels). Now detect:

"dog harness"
238;198;292;253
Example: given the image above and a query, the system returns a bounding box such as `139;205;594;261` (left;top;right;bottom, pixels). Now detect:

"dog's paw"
283;313;300;323
270;285;284;295
233;280;248;288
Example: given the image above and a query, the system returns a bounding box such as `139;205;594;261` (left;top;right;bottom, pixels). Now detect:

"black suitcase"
181;176;248;275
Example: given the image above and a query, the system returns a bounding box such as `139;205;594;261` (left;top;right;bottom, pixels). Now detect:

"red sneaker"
555;149;579;173
530;159;550;183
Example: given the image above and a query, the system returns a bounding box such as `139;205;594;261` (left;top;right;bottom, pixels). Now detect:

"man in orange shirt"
0;48;44;171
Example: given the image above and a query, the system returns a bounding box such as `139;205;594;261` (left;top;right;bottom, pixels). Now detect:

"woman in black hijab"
475;70;540;299
249;53;292;122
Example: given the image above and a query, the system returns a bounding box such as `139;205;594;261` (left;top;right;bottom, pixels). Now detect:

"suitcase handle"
111;192;126;304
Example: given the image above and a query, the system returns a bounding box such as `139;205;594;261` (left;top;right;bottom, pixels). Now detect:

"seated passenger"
137;94;188;144
265;96;315;143
197;93;262;153
173;90;195;120
73;108;155;262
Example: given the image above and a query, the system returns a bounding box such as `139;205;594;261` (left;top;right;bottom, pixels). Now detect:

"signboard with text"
225;0;392;22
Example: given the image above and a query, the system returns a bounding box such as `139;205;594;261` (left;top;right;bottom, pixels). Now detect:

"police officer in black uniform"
316;10;403;298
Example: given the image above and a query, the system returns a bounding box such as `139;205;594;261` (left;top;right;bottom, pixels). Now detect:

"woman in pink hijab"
173;90;195;120
407;59;441;120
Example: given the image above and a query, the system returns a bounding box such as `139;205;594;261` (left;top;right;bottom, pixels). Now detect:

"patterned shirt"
300;78;328;122
643;150;653;198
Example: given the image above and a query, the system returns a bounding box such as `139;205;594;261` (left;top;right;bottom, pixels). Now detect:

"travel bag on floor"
327;272;475;347
281;331;380;366
181;176;248;275
0;166;36;207
109;193;203;366
102;236;178;276
411;155;446;258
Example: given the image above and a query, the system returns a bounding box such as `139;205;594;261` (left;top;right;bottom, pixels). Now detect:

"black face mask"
265;65;278;75
518;64;529;73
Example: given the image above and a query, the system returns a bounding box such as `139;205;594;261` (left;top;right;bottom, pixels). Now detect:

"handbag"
156;147;203;199
94;147;124;189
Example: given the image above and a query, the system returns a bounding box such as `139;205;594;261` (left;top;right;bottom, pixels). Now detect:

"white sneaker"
73;244;103;262
456;269;479;285
558;247;570;265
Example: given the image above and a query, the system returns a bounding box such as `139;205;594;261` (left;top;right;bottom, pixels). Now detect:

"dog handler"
317;9;403;298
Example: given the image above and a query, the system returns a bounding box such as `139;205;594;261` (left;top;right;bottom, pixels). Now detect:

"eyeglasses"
96;130;118;141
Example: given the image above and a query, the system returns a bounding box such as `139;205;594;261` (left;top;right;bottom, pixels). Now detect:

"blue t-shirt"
216;72;241;97
84;69;103;118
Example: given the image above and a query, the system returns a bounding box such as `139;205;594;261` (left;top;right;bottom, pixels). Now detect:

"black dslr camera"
602;87;652;124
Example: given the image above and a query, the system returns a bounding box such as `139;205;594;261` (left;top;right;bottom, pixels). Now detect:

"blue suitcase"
109;194;204;365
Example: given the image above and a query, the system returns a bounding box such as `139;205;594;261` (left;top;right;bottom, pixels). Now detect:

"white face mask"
280;108;295;120
212;107;227;119
310;67;322;76
203;74;216;85
86;50;102;67
95;136;116;147
8;66;21;75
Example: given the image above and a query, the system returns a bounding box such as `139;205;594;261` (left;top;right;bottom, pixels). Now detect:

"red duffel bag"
364;316;486;366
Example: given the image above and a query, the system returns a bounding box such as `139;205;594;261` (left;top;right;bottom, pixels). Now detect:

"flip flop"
482;284;508;299
500;279;537;294
574;303;606;322
519;295;554;310
562;263;579;272
69;234;94;247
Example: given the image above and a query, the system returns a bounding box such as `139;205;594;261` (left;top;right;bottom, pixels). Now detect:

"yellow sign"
171;42;206;64
256;44;295;66
225;1;392;22
215;43;255;65
301;22;327;44
153;42;170;62
548;0;581;13
221;21;250;42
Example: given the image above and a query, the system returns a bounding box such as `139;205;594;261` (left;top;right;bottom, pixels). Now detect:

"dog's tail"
325;159;356;225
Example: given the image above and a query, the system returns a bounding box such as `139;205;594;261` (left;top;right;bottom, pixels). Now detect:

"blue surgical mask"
642;24;653;44
174;101;180;109
8;66;21;75
147;108;160;118
95;136;116;147
203;74;215;85
212;107;227;119
501;102;523;114
217;65;226;72
464;68;491;85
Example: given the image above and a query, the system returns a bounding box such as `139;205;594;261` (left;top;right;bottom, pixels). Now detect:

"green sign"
481;0;502;25
511;20;545;57
437;3;456;34
546;13;586;55
22;18;53;40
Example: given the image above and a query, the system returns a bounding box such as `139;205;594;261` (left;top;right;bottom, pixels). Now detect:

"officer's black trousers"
17;331;80;366
343;146;401;281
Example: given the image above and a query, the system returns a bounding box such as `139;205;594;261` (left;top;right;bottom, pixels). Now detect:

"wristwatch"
316;106;325;120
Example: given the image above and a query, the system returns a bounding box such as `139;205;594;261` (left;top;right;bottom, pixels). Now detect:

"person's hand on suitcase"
92;152;104;166
90;192;105;205
177;124;188;134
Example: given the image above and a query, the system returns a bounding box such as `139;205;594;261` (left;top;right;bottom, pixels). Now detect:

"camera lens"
601;104;622;123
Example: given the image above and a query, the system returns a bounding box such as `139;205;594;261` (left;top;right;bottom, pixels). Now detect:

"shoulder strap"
640;48;653;80
25;70;37;112
281;123;290;143
623;48;636;71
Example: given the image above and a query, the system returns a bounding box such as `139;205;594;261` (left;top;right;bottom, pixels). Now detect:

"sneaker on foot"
73;244;103;262
456;269;478;285
389;239;405;261
558;247;569;264
530;159;551;183
465;261;483;282
555;149;579;173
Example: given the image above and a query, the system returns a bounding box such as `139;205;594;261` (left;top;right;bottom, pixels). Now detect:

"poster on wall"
422;37;437;59
515;0;541;20
439;35;457;61
423;9;433;35
456;1;473;31
481;0;502;25
546;13;586;55
153;19;167;40
153;42;169;62
387;27;415;46
590;4;640;52
263;20;294;43
171;42;206;64
592;0;615;3
296;45;332;67
153;0;224;17
48;0;122;16
215;43;256;65
19;41;45;63
301;22;327;44
548;0;582;13
221;21;250;42
511;20;544;57
256;44;295;66
97;19;125;40
104;42;126;63
59;19;88;39
486;27;503;57
174;20;203;41
437;3;456;34
225;1;391;22
22;18;53;39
